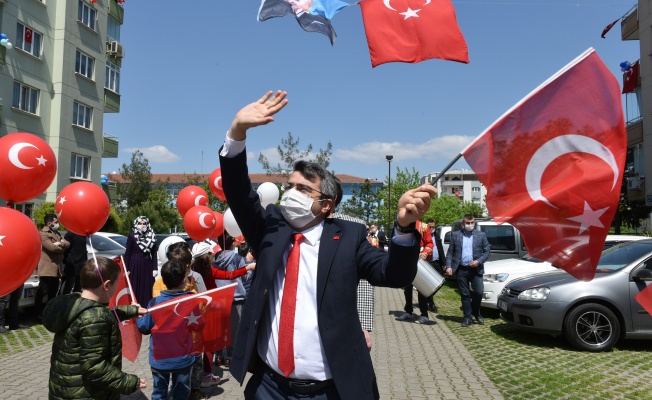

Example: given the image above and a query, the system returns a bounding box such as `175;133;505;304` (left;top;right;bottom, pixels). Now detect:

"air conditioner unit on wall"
109;40;125;58
627;176;643;190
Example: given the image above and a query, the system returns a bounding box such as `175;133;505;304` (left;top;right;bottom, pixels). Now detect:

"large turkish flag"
359;0;469;68
462;49;627;281
148;285;236;360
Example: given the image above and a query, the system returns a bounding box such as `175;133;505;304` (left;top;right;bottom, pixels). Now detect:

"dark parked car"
497;239;652;352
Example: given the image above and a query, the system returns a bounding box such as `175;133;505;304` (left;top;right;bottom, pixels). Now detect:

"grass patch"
436;280;652;399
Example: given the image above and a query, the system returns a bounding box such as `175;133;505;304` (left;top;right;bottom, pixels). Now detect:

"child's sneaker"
201;374;221;387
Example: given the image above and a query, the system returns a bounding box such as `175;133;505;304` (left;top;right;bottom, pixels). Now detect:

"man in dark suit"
445;214;491;327
219;90;437;400
426;218;446;312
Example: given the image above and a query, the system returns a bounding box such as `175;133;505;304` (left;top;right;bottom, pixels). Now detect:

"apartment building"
420;169;487;209
0;0;123;217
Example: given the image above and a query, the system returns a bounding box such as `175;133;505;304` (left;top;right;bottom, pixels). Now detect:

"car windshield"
595;241;652;272
88;235;124;251
108;235;127;247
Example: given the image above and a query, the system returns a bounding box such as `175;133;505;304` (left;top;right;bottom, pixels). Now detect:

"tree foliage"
118;150;152;208
258;132;333;174
377;167;421;231
119;188;181;236
339;179;381;224
33;202;56;229
461;200;486;219
100;206;122;233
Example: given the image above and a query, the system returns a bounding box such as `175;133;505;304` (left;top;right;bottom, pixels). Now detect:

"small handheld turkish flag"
109;259;142;362
461;48;627;281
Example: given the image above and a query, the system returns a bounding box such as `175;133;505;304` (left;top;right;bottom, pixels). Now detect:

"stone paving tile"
0;286;503;399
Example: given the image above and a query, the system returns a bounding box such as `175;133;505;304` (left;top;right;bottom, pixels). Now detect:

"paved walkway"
0;287;502;399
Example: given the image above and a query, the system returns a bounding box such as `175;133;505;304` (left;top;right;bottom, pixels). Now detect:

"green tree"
377;167;421;232
340;179;381;223
424;195;464;225
119;188;181;236
100;206;122;233
258;132;333;174
118;150;152;208
461;200;486;219
33;202;57;229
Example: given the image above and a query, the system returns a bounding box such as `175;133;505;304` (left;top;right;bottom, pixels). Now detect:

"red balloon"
177;185;209;217
208;168;226;201
211;211;224;238
56;182;110;236
0;132;57;204
0;207;42;296
183;205;216;242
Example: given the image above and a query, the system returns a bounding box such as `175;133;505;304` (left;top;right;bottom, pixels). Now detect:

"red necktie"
278;233;305;377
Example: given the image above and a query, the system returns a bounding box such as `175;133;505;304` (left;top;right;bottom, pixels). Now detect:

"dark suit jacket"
445;230;491;274
220;150;420;400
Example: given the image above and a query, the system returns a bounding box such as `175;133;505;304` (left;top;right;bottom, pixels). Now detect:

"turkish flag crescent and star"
461;48;627;281
148;285;236;361
359;0;469;68
108;265;142;363
24;27;33;44
622;60;639;94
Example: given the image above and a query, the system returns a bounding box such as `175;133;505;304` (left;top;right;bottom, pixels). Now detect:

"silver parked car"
497;239;652;352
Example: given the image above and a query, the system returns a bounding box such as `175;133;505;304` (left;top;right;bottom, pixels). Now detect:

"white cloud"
333;135;475;164
124;145;181;163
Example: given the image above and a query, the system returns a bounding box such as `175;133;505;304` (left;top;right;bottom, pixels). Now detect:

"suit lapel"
267;218;294;284
316;219;341;311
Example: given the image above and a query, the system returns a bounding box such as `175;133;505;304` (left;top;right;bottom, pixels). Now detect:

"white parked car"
481;235;646;309
18;232;127;310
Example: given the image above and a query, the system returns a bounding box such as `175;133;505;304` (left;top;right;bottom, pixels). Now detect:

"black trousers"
35;276;60;316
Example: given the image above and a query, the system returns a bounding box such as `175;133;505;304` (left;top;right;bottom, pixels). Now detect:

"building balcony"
627;119;643;146
104;89;120;113
102;134;119;158
440;180;463;187
109;0;125;24
102;181;118;204
622;6;638;40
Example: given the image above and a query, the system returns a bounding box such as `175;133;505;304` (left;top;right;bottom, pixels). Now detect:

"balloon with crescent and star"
177;185;209;217
208;168;226;201
56;182;110;236
0;207;42;296
183;205;216;241
0;132;57;204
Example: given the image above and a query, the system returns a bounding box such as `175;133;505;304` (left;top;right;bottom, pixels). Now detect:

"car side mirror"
633;269;652;281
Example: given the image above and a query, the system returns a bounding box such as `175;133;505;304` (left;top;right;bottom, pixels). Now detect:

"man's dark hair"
161;259;187;289
333;175;343;208
44;214;57;225
293;161;337;201
217;233;235;251
463;214;475;220
80;257;121;290
427;218;435;223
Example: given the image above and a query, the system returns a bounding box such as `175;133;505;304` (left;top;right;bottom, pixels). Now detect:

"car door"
629;258;652;332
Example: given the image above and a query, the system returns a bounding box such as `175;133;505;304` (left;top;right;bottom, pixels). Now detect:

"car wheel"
563;303;620;352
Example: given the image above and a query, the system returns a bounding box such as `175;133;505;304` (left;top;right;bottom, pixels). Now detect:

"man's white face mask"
464;223;474;232
280;189;323;229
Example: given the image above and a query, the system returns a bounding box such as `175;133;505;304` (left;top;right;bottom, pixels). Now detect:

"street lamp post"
386;155;393;233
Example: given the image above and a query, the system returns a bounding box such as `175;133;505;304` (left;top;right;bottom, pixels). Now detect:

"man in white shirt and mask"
219;90;437;400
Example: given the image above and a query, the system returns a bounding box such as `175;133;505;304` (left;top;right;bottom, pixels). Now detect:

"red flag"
148;285;236;361
635;285;652;316
359;0;469;68
109;262;142;362
461;48;627;281
24;27;33;44
622;60;639;94
601;18;619;38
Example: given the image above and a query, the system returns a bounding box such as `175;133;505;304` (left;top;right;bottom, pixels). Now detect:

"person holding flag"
42;257;148;400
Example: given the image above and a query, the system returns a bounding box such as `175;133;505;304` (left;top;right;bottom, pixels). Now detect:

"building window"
471;187;480;192
75;49;95;80
13;203;34;218
73;101;92;129
70;153;91;180
12;81;39;114
105;61;120;93
78;0;97;31
107;17;121;42
16;22;42;58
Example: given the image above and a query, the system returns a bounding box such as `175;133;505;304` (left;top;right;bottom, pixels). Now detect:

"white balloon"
257;182;280;207
223;208;242;237
5;42;12;50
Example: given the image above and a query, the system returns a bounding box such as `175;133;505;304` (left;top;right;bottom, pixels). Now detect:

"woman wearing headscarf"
124;216;158;306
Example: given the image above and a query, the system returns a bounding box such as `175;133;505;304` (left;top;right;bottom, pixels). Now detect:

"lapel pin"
333;236;340;240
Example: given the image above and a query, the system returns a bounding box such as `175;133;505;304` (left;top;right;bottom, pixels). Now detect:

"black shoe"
475;316;485;325
461;319;472;327
9;324;28;330
428;304;437;313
